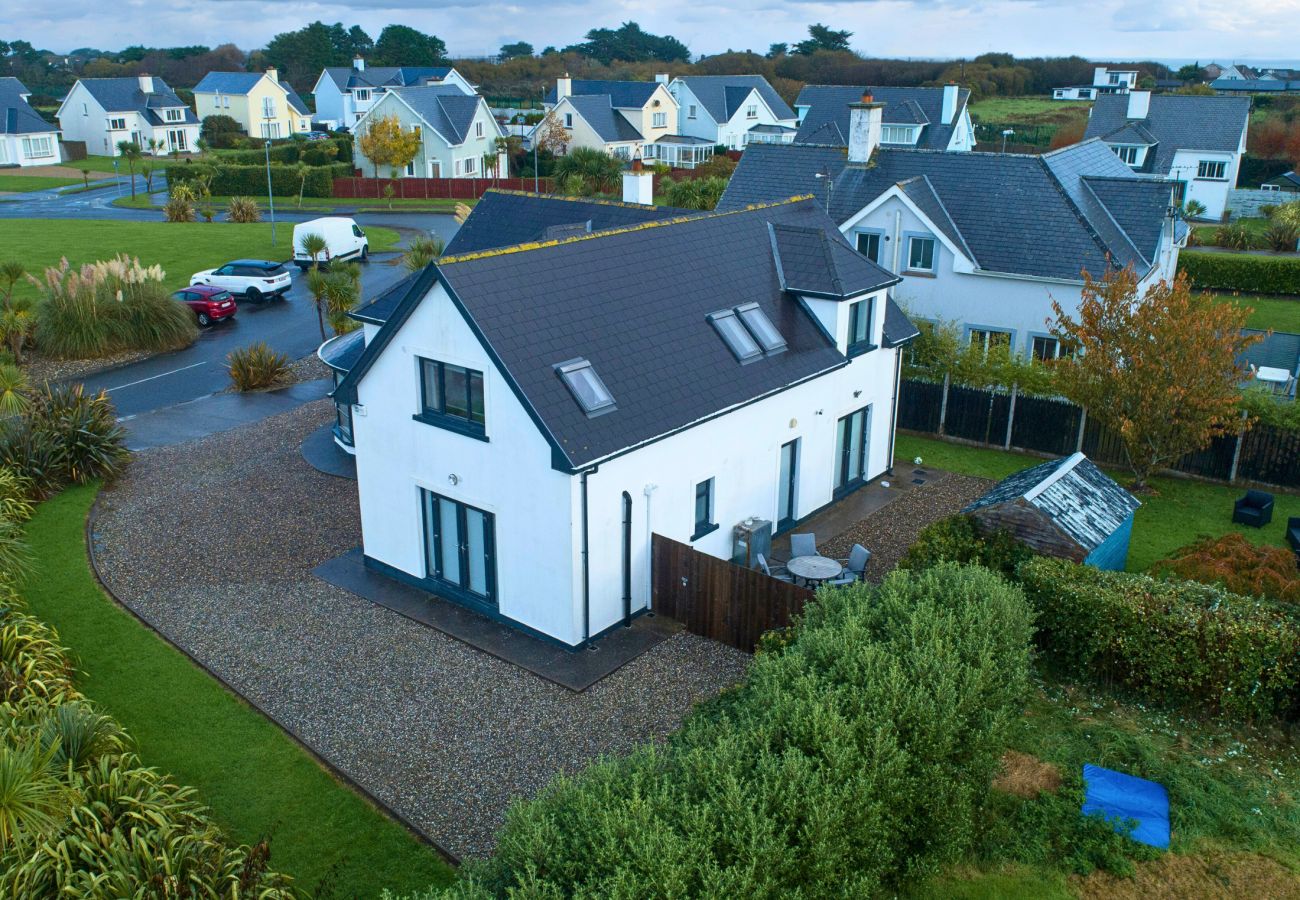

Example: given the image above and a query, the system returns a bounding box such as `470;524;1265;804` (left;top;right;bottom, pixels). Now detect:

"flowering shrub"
1152;533;1300;602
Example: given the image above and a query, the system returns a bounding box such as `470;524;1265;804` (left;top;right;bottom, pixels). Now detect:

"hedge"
432;564;1034;898
1178;250;1300;296
1019;557;1300;720
166;162;350;198
210;136;352;166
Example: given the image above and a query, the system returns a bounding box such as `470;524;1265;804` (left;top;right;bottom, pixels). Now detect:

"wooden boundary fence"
651;534;813;652
332;176;555;200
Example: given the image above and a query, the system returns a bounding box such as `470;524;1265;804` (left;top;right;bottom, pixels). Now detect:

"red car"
173;285;237;326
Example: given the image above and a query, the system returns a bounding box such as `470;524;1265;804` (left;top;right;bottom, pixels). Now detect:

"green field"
968;96;1092;122
0;174;83;192
21;486;456;896
1;219;401;300
1214;293;1300;333
895;433;1300;571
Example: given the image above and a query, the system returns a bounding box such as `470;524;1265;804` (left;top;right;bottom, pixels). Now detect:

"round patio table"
785;555;843;586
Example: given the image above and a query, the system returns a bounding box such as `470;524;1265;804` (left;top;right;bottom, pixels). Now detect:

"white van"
292;217;370;270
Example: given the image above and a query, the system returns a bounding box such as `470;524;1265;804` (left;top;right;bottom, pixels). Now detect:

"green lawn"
1193;216;1272;243
0;174;83;192
4;219;401;300
114;193;473;213
895;433;1300;571
21;485;456;897
1215;293;1300;332
969;96;1092;122
67;154;134;175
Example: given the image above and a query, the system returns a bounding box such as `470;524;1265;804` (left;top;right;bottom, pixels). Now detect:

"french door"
421;490;496;608
778;439;799;530
834;406;872;496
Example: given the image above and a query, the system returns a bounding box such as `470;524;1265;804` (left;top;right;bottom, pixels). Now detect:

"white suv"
190;259;292;302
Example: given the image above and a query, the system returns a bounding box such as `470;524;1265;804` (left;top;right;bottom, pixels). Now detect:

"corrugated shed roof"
0;77;57;135
963;453;1140;553
1084;94;1250;172
794;84;970;151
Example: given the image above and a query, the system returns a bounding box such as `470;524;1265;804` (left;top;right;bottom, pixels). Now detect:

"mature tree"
532;110;570;156
357;114;421;190
793;24;853;56
373;25;446;66
262;22;341;86
499;41;534;60
1050;267;1259;491
540;46;559;56
200;114;243;149
767;43;788;58
567;22;689;64
1176;62;1203;82
1173;83;1215;96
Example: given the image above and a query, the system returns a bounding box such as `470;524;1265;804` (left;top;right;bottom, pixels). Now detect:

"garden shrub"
1152;533;1300;602
1178;251;1300;295
166;162;348;198
1018;556;1300;720
1213;223;1256;251
432;564;1034;898
226;195;262;223
227;342;291;391
0;383;128;497
1263;221;1300;252
898;513;1035;580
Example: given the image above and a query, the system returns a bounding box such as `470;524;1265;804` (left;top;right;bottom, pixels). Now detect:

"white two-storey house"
57;75;198;156
311;58;475;130
665;74;798;149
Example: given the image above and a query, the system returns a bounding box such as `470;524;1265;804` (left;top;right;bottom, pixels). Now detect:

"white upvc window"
463;156;476;175
21;136;54;158
82;102;88;116
1197;160;1227;180
411;124;422;139
1114;145;1140;165
355;89;371;102
746;104;757;119
165;108;184;122
167;128;188;152
969;328;1012;356
881;125;917;144
475;121;484;138
108;117;126;131
688;104;697;119
262;96;275;119
564;112;573;129
222;95;230;108
652;112;667;128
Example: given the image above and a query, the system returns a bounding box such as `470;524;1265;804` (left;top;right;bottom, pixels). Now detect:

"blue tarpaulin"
1081;764;1170;849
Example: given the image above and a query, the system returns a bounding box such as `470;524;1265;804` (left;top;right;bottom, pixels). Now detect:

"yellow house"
193;69;311;139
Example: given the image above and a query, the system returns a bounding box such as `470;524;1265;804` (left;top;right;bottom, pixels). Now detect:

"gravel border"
92;400;750;860
23;348;156;385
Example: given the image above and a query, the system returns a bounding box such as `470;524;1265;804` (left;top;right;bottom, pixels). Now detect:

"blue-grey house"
962;452;1140;571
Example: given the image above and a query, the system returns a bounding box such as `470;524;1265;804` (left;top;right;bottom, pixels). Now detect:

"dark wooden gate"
651;534;814;652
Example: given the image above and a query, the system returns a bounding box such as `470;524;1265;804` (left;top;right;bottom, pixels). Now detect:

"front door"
778;439;799;530
422;490;497;608
834;406;872;496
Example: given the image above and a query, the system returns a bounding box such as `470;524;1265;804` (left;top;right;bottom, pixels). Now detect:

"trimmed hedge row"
166;162;350;198
1178;250;1300;296
212;136;352;166
1019;557;1300;721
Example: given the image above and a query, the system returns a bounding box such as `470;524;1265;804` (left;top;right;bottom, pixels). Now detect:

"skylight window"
708;310;762;362
556;358;616;415
736;303;787;353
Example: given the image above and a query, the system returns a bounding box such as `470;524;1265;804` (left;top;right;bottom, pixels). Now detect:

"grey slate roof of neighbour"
748;123;796;134
769;222;900;298
1211;78;1300;92
285;89;310;115
794;84;970;150
337;197;916;469
194;72;311;115
0;77;57;134
322;66;457;91
76;77;192;118
1084;94;1250;173
564;94;643;143
719;139;1174;281
544;79;661;108
1241;329;1300;374
963;452;1140;553
895;175;974;262
388;85;483;144
1269;171;1300;188
674;75;796;122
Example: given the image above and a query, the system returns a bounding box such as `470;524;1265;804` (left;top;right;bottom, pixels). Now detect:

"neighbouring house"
1052;66;1139;100
1083;91;1250;219
1213;64;1256;81
1263;171;1300;194
1211;77;1300;95
793;84;974;151
664;74;797;150
353;84;504;178
541;75;712;168
0;77;60;167
193;68;310;138
721;96;1184;361
57;75;199;156
962;452;1140;571
328;184;918;647
311;57;476;130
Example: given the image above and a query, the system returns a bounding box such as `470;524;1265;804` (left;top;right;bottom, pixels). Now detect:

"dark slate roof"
794;85;970;150
674;75;795;122
1241;329;1300;374
0;77;56;135
1084;94;1250;172
389;86;483;144
285;88;310;116
322;66;457;91
351;271;420;325
338;198;912;469
443;190;691;257
564;94;643;142
193;72;264;94
545;79;661;108
76;76;190;116
883;300;920;347
317;328;366;372
896;175;973;262
1211;78;1300;92
770;223;899;298
963;452;1140;553
1268;171;1300;188
720;140;1174;281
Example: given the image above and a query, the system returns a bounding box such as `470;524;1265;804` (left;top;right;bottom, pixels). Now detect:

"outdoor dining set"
756;534;871;588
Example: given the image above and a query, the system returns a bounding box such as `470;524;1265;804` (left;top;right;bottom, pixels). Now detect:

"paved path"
121;379;332;451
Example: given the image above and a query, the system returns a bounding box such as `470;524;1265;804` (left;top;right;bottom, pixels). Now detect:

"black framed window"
847;296;876;357
692;478;717;540
421;490;496;608
855;231;882;263
417;358;487;439
1031;336;1060;362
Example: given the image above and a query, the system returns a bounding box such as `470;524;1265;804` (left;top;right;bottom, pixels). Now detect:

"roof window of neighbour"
556;358;616;415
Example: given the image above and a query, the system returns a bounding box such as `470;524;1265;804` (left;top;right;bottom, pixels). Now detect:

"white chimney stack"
655;72;670;85
1126;90;1151;120
941;82;959;125
622;157;654;205
353;56;365;72
265;67;278;84
556;74;572;101
138;74;154;94
847;92;885;164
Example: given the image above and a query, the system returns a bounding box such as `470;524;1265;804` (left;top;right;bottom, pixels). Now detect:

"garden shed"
962;452;1140;570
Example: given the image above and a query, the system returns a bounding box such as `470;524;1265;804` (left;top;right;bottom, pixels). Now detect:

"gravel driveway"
92;400;749;860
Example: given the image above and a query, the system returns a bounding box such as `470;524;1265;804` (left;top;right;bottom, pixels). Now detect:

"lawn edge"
79;484;461;868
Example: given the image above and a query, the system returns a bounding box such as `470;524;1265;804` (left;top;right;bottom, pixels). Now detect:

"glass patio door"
778;439;798;530
422;490;496;607
834;406;872;496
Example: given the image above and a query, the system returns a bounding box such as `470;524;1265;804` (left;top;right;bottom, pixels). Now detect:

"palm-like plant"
0;261;24;309
554;147;623;194
39;702;127;772
0;743;67;848
300;232;330;340
114;142;142;199
0;363;30;416
402;234;444;273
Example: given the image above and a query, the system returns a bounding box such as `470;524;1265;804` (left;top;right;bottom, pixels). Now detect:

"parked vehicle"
172;285;237;326
304;131;331;141
190;259;292;302
293;217;369;271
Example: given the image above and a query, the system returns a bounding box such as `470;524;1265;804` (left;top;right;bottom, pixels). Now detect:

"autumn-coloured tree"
1153;533;1300;602
532;109;570;156
1050;267;1259;491
357;114;421;194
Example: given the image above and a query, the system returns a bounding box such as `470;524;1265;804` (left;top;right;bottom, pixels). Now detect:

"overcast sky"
10;0;1300;62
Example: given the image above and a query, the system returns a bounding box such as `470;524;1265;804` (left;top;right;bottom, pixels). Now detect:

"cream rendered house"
193;69;311;139
542;76;703;165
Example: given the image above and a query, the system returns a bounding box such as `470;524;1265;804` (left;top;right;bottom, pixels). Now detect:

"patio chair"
1287;517;1300;557
789;533;818;558
827;544;871;586
1232;490;1274;528
756;553;794;583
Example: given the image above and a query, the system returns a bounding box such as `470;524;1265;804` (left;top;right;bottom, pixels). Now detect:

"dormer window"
355;89;371;102
165;108;183;122
1114;145;1140;165
881;125;917;144
556;358;615;416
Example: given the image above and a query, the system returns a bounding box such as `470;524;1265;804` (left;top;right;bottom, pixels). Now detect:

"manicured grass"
968;96;1091;122
1214;293;1300;333
0;174;82;192
1193;216;1272;243
5;219;401;300
67;154;133;174
114;193;472;213
20;485;456;897
895;433;1300;571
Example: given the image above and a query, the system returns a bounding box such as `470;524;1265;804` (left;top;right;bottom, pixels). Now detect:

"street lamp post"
1000;128;1015;154
264;140;276;246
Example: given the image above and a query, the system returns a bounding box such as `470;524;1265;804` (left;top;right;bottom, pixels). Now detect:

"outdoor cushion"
1081;764;1170;850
